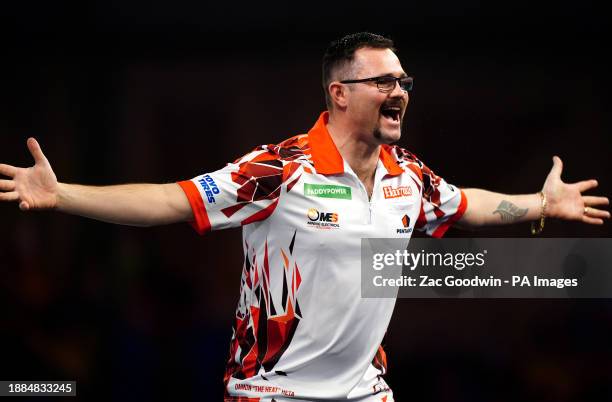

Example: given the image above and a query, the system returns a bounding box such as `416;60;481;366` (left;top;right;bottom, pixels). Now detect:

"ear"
328;82;349;109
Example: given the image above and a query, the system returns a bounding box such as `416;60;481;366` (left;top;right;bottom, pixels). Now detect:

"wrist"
55;182;69;211
530;191;547;235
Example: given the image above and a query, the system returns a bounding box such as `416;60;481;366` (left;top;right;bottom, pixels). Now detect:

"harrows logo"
383;185;412;199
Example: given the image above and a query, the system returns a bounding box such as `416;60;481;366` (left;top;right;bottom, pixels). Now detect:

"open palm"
543;156;610;225
0;138;58;211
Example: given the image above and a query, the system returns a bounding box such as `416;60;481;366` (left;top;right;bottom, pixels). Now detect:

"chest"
272;172;422;240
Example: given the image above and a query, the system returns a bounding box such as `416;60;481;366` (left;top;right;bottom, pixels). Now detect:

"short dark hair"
322;32;396;109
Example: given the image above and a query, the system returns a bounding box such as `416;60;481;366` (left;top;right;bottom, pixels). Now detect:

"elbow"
455;212;483;230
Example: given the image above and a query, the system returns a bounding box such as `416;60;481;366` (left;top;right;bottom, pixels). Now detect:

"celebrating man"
0;32;609;401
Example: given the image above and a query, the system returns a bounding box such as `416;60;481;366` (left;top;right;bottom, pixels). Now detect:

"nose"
389;79;409;100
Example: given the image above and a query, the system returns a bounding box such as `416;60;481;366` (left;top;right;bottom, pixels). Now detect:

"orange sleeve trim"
177;180;212;235
431;189;468;238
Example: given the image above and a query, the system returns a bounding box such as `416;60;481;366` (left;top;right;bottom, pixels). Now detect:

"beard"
373;123;402;144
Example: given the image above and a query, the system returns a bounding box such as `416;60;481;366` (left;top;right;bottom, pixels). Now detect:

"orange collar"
307;111;404;176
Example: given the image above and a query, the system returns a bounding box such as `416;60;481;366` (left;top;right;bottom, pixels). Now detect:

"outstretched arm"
0;138;193;227
458;156;610;228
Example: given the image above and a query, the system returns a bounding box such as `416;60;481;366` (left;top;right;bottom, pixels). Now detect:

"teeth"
380;107;401;122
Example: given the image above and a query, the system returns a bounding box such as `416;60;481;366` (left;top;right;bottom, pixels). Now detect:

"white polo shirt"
178;112;467;401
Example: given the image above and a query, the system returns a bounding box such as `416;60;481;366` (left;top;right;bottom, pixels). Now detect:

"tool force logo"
383;185;412;199
307;208;339;229
397;214;413;234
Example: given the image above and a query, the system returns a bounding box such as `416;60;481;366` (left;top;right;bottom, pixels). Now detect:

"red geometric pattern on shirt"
372;344;388;375
221;135;311;222
224;231;303;386
389;145;447;229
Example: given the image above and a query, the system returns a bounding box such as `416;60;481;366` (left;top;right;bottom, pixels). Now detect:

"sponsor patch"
304;183;352;200
198;174;220;203
383;185;412;199
397;214;413;234
306;208;340;229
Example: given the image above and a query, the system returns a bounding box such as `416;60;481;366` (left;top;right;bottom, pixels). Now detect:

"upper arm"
176;146;285;234
414;162;468;237
456;188;483;227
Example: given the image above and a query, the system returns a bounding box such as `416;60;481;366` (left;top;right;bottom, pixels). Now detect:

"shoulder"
232;134;311;170
382;144;427;171
233;134;309;163
382;144;441;190
274;134;311;160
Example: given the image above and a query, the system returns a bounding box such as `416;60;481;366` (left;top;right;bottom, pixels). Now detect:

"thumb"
550;155;563;178
27;137;48;165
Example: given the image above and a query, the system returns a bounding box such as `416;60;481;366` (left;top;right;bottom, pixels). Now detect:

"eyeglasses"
340;75;414;93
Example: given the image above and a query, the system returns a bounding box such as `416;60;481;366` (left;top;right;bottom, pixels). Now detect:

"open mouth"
380;106;401;123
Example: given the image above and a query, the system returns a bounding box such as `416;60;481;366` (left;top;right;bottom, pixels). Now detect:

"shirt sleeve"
413;161;468;238
177;145;286;234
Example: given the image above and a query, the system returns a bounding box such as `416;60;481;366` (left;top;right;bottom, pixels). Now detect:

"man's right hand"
1;138;193;226
0;138;58;211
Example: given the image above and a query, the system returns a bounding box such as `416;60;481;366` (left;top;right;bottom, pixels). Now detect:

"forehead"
352;47;405;77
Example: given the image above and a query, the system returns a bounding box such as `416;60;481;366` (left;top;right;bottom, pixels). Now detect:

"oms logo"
306;208;339;229
307;208;338;222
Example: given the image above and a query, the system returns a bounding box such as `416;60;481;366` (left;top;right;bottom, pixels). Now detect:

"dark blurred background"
1;1;611;401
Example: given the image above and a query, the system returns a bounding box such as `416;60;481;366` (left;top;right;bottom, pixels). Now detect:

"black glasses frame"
340;75;414;93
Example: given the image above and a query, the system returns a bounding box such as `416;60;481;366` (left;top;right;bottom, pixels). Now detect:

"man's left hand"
543;156;610;224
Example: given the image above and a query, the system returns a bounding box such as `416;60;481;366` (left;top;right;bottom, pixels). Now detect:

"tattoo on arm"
493;200;528;223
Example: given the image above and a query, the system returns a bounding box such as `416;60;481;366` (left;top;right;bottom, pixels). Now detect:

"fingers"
550;155;563;178
0;179;15;191
0;188;30;210
584;207;610;220
0;163;17;178
575;179;598;193
0;191;19;202
0;177;21;205
27;137;48;165
582;202;610;225
581;215;604;225
583;195;609;207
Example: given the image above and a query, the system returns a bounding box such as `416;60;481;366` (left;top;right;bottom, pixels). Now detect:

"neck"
326;114;380;183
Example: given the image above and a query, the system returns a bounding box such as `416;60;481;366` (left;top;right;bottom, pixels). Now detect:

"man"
0;32;609;401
